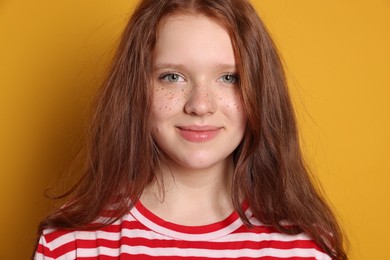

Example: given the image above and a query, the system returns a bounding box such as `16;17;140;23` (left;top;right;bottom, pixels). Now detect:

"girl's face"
151;14;247;171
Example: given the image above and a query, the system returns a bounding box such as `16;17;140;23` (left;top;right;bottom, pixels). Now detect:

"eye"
220;73;239;84
159;72;185;83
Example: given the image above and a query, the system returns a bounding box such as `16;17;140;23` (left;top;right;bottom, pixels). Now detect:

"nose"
184;83;216;116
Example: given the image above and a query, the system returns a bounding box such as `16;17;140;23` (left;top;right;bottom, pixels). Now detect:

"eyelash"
158;71;185;82
157;72;239;84
220;73;239;84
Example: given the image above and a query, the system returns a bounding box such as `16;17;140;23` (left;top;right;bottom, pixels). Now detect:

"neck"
141;156;234;226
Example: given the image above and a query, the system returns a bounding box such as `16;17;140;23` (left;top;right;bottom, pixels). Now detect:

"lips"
176;125;221;142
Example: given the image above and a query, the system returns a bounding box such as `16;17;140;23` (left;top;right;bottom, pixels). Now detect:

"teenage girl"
34;0;347;259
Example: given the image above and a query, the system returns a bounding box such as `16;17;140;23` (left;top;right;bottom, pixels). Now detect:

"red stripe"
75;255;318;260
44;229;74;243
50;240;77;258
133;200;250;235
35;243;53;256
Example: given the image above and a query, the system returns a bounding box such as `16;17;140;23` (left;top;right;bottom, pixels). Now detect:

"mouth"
176;125;222;142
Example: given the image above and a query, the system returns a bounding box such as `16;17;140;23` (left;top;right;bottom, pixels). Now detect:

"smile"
176;125;221;142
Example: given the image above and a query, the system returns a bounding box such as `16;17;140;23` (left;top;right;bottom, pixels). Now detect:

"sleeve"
34;234;54;260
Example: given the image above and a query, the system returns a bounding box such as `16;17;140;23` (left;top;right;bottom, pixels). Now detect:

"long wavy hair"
38;0;347;258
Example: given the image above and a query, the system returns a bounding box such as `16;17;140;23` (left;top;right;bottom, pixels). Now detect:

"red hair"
38;0;347;258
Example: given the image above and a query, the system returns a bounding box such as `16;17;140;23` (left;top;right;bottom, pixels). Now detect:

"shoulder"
231;216;332;260
34;213;136;259
35;228;78;260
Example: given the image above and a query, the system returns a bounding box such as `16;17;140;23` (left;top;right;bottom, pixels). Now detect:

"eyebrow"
154;63;186;71
153;63;237;71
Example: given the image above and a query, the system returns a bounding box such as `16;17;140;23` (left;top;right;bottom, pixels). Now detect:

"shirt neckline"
130;200;252;241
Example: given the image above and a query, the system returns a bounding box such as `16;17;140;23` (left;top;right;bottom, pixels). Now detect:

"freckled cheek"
218;93;244;112
152;89;187;112
217;92;247;127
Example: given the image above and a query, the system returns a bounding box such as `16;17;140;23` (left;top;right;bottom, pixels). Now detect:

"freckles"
220;98;242;111
198;88;215;104
164;91;175;111
153;89;165;111
153;86;191;113
154;88;183;111
231;99;243;111
224;99;232;108
166;91;174;100
182;88;190;99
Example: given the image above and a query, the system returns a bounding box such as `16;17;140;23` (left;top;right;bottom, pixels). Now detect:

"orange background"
1;1;389;259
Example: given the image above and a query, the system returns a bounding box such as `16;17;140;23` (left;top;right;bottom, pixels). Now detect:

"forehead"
158;13;228;32
154;14;235;66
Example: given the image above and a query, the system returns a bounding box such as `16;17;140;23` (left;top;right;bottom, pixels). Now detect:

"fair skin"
141;14;246;226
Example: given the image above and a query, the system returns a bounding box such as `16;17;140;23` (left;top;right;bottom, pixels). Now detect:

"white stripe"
214;231;312;242
92;214;136;224
130;207;253;241
34;252;54;260
47;228;172;250
74;246;331;259
248;216;263;226
42;228;56;235
57;251;77;260
34;241;76;260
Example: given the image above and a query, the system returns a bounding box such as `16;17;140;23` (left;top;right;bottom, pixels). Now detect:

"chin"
171;153;232;172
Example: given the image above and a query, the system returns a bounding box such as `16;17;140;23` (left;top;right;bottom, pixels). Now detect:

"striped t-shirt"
35;201;331;259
